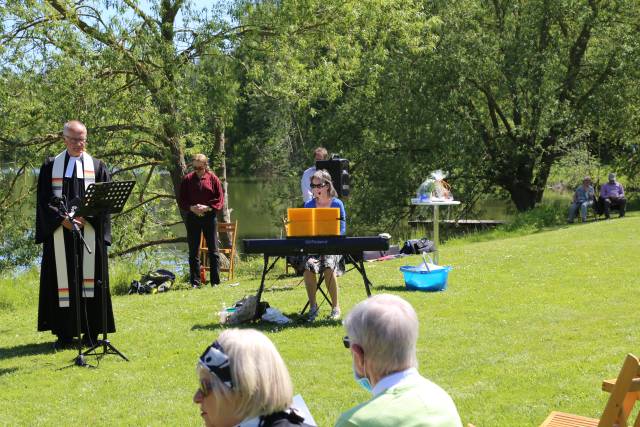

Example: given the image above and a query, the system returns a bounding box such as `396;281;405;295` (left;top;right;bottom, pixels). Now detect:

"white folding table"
411;199;461;264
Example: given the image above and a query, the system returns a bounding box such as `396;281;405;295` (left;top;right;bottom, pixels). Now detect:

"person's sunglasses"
342;336;350;349
311;182;328;189
199;378;213;396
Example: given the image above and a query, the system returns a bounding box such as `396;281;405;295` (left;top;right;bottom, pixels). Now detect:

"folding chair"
199;220;238;281
299;256;356;315
540;353;640;427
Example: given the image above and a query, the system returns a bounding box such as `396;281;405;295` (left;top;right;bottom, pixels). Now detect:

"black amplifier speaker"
316;157;350;198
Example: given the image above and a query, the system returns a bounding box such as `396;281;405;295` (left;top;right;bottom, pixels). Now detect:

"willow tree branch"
0;162;29;208
113;193;175;218
111;161;161;176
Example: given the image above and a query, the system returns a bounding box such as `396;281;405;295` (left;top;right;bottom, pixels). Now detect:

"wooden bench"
540;353;640;427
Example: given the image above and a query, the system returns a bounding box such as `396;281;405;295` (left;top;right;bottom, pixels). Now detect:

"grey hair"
63;120;86;136
197;329;293;420
344;294;418;378
311;169;338;198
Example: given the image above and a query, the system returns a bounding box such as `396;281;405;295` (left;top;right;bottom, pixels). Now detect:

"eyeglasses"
199;378;213;397
311;182;328;189
342;336;350;349
64;135;86;143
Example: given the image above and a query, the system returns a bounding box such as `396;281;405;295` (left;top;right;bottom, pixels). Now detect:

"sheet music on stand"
75;180;135;217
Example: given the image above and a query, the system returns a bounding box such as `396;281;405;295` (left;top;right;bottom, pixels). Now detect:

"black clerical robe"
35;151;115;338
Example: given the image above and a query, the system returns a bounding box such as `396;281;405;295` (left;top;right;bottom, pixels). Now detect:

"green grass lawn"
1;215;639;426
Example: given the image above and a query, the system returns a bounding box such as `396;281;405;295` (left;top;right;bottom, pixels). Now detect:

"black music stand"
74;180;135;363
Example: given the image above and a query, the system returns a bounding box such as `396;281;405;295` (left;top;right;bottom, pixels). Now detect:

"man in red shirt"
179;154;224;287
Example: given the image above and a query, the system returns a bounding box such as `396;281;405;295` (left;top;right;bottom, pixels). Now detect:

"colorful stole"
51;151;96;308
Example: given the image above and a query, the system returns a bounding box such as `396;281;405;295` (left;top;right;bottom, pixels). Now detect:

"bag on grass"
128;269;175;294
223;295;270;325
142;269;175;287
400;238;435;255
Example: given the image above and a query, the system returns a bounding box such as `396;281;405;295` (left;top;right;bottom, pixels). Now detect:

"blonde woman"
194;329;312;427
303;169;346;321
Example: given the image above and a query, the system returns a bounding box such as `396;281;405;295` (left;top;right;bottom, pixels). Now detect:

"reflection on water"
227;177;290;239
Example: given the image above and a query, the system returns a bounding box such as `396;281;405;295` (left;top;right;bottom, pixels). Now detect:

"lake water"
1;165;516;251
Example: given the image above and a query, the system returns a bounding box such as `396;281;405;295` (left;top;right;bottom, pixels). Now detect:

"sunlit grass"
1;214;639;425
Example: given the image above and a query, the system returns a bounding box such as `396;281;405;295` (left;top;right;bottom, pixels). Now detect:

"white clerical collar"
372;367;419;397
65;153;82;178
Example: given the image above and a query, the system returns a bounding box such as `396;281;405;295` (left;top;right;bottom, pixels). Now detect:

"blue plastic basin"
399;265;452;292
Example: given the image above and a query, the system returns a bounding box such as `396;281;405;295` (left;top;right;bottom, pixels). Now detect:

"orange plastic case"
286;208;340;237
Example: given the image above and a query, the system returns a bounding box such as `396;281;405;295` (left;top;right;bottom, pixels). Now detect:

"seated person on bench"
600;172;626;219
303;169;346;322
567;176;595;223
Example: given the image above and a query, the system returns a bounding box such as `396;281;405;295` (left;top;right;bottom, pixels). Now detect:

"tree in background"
1;0;243;260
426;0;640;211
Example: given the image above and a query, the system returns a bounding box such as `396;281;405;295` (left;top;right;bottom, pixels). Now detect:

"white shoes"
307;305;319;322
307;305;341;321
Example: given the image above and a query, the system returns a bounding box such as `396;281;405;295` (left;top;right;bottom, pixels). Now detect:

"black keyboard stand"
254;253;374;319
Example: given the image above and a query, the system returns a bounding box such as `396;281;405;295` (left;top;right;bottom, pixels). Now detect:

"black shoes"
53;336;75;351
211;274;221;287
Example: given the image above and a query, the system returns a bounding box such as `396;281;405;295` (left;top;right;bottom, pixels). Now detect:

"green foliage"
0;267;39;311
2;0;640;266
548;147;605;190
0;0;240;262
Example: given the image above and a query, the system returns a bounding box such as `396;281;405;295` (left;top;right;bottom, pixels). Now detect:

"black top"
258;409;313;427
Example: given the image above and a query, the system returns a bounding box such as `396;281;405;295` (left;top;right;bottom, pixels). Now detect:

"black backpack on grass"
128;269;175;294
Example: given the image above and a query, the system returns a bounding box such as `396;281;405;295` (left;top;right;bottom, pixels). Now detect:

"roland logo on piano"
303;239;329;245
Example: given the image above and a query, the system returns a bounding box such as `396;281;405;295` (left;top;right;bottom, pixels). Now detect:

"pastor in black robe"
35;151;115;339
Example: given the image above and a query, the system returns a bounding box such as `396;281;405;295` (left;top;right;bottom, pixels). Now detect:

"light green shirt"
335;373;462;427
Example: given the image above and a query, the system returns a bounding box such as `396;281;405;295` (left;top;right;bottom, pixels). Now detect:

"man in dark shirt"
178;154;224;287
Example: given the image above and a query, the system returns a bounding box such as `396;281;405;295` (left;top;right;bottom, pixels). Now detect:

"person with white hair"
599;172;626;219
335;294;462;427
194;329;313;427
35;120;115;349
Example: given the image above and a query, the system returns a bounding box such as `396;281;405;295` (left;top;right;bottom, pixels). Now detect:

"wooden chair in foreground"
540;353;640;427
199;220;238;281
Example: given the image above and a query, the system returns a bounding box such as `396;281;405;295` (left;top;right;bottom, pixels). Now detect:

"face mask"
353;362;372;393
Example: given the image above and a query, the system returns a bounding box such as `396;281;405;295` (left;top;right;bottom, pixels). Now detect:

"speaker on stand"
316;157;350;198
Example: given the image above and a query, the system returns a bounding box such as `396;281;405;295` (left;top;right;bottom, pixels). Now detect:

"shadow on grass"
0;342;53;360
0;367;19;376
261;284;300;294
191;315;342;333
373;284;413;292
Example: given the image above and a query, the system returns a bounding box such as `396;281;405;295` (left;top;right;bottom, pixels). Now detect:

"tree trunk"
507;184;538;211
215;121;231;224
214;120;233;262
